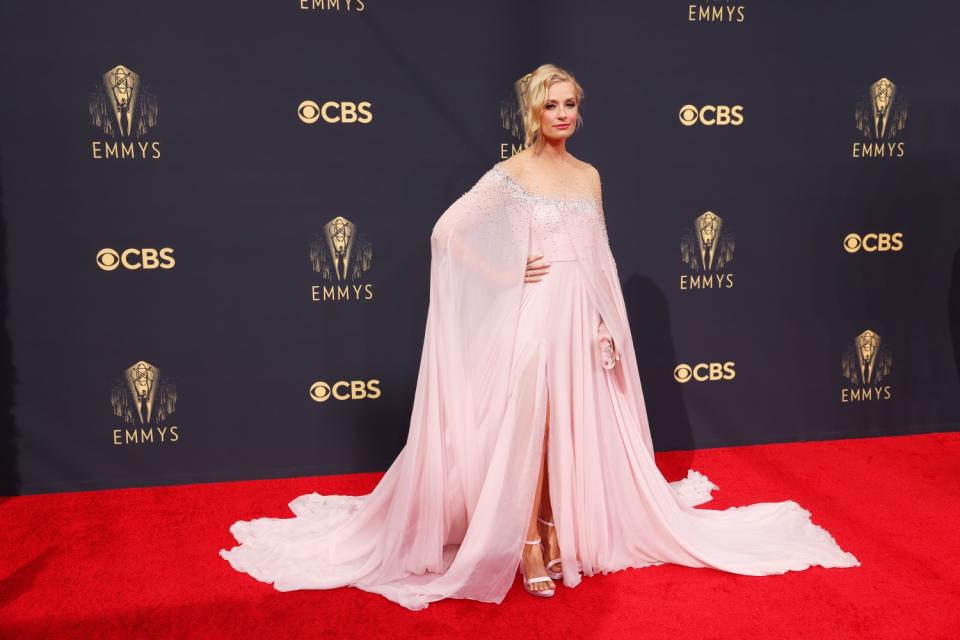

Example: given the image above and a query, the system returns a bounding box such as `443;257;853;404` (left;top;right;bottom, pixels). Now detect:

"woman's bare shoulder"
562;158;600;195
573;161;603;209
575;157;599;178
497;150;594;176
496;151;530;177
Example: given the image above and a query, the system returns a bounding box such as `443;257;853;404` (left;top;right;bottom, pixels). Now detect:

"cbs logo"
843;233;904;253
97;248;175;271
679;105;744;126
309;379;381;402
674;362;736;383
298;100;373;124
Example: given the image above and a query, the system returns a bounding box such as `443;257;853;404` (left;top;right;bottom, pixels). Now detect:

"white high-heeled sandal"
537;517;563;580
519;536;555;598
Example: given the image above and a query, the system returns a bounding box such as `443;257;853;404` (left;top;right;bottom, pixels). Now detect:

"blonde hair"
514;64;585;148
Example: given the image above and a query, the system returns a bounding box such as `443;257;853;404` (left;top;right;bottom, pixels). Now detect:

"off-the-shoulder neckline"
490;164;599;211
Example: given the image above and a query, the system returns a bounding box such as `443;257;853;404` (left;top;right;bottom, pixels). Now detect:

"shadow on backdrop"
621;272;695;471
950;247;960;384
0;162;21;496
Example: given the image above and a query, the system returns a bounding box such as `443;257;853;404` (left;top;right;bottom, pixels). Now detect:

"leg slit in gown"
508;257;594;586
504;256;860;587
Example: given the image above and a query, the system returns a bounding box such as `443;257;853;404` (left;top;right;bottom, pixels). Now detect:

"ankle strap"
524;537;542;544
537;516;555;527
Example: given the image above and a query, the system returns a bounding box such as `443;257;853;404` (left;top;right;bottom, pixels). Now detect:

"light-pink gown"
219;163;860;610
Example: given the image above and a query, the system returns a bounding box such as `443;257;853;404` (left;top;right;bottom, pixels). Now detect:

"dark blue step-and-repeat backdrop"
2;2;959;494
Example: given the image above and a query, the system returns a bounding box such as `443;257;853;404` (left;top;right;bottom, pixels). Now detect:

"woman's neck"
530;138;571;165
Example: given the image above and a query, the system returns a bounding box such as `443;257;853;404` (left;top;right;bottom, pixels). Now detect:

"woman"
220;64;860;609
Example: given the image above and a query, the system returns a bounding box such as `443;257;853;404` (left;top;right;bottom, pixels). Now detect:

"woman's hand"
598;319;620;370
524;254;550;283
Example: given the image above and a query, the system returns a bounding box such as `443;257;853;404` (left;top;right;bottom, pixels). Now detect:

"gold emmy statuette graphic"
326;216;355;281
842;330;893;386
89;64;159;139
680;212;736;290
105;65;139;137
696;212;721;271
111;360;177;426
855;78;908;141
681;212;735;271
127;360;156;424
309;216;374;302
498;79;535;157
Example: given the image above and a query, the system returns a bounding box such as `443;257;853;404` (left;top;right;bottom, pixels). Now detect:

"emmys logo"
674;362;736;383
680;211;735;290
110;360;180;445
309;379;381;402
299;0;366;11
841;329;893;402
842;233;904;253
499;142;527;159
298;100;373;124
309;216;375;302
96;248;175;271
852;77;908;158
679;104;744;127
687;1;745;22
89;64;161;159
499;90;534;157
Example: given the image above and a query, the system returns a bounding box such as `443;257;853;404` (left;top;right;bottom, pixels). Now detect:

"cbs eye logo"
97;248;175;271
679;105;744;126
298;100;373;124
674;362;736;383
309;379;381;402
842;233;904;253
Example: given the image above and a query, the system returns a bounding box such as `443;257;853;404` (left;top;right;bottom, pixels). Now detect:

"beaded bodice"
490;165;604;262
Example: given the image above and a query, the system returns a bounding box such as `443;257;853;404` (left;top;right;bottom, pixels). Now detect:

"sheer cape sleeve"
220;165;717;612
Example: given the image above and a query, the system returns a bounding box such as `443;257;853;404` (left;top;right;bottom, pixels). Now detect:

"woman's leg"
522;395;555;592
537;403;562;574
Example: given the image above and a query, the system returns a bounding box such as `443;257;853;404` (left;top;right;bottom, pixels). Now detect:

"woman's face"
538;80;578;142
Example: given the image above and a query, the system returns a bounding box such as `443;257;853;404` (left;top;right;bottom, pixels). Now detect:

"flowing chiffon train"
219;163;860;610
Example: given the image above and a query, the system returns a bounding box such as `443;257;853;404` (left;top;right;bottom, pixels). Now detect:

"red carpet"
1;432;959;639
